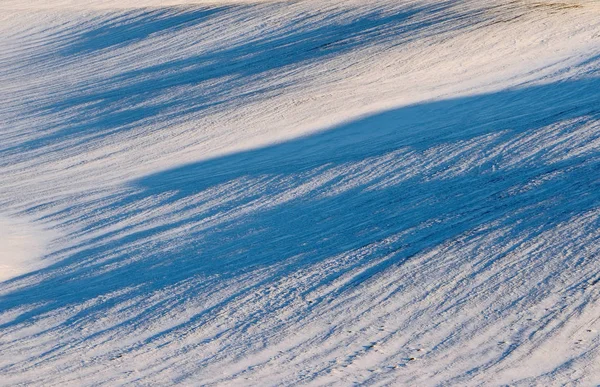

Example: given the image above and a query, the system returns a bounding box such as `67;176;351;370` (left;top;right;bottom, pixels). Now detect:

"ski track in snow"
1;0;600;385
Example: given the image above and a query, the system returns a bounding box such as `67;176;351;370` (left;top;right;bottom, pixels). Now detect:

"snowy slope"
1;0;600;385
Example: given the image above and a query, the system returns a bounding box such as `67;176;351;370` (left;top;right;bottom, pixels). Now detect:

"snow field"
1;0;600;385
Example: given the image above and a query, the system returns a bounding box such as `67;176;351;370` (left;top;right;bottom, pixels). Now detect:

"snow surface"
1;0;600;385
0;216;56;281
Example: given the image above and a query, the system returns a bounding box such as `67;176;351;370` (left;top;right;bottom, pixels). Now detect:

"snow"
0;216;56;282
0;0;599;385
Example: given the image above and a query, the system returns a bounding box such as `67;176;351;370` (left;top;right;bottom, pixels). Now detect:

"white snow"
0;216;56;281
0;0;599;385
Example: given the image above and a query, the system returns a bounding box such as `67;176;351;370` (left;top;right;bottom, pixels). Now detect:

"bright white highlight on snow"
0;0;599;385
0;217;54;281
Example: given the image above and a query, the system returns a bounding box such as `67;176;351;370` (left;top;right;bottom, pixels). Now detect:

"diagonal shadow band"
0;66;599;344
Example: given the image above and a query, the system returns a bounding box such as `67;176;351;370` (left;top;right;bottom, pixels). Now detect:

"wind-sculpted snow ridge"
1;0;600;385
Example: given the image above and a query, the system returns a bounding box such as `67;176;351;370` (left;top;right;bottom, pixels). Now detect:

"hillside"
1;0;600;385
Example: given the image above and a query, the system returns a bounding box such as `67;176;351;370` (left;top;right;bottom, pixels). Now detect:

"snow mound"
0;216;55;282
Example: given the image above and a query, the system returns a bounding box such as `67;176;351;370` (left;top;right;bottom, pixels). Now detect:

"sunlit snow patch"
0;216;55;281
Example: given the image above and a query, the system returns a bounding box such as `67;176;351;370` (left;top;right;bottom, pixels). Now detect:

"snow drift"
1;0;599;385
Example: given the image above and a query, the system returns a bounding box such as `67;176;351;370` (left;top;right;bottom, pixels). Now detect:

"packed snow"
1;0;600;385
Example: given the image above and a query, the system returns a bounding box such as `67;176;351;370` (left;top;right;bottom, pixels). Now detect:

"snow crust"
1;0;599;385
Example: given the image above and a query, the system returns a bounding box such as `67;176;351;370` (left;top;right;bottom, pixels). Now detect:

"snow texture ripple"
1;0;600;385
